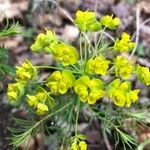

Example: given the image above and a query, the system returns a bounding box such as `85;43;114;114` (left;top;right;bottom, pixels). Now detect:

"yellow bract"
7;82;24;101
114;55;133;79
27;86;55;115
71;140;87;150
31;29;58;53
113;90;126;107
79;141;87;150
75;10;101;31
36;103;49;115
74;76;105;104
100;15;121;30
85;55;110;75
114;32;135;52
16;60;37;83
52;43;79;66
126;89;140;107
136;64;150;86
46;70;75;94
71;143;79;150
107;79;140;107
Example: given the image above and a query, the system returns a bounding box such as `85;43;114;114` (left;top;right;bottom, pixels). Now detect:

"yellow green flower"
136;64;150;85
52;43;79;66
85;55;110;75
16;59;37;83
107;79;140;107
75;10;101;31
7;82;24;101
79;141;87;150
71;143;79;150
100;15;121;30
114;55;133;79
36;103;49;115
74;76;105;104
126;89;140;107
46;70;75;94
113;90;126;107
114;32;135;52
31;29;58;53
26;95;38;109
27;86;55;115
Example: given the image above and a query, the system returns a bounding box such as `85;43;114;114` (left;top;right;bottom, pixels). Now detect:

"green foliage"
136;44;145;56
0;16;22;80
0;19;22;38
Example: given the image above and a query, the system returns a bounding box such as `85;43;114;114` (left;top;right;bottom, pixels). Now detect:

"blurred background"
0;0;150;149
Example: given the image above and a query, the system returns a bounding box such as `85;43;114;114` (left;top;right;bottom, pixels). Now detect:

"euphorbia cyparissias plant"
7;10;150;149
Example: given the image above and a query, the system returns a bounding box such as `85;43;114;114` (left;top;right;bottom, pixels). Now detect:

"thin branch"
130;5;141;58
103;31;115;42
102;126;112;150
131;18;150;41
94;0;99;47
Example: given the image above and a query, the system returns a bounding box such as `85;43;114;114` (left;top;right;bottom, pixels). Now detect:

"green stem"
98;46;114;55
32;100;73;130
75;100;80;136
70;64;80;71
36;65;82;75
84;32;87;62
80;32;83;62
30;81;46;84
93;27;106;57
35;65;62;70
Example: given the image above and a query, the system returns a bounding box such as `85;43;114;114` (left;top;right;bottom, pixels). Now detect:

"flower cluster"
7;60;37;101
71;140;87;150
31;29;58;53
46;70;75;94
16;60;37;83
7;10;150;110
85;55;110;75
114;55;133;79
7;9;150;150
75;11;121;31
74;76;105;104
107;79;140;107
52;43;79;66
75;10;101;31
114;32;135;52
27;87;54;115
7;82;24;101
136;65;150;85
100;15;121;30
